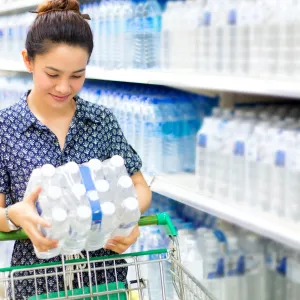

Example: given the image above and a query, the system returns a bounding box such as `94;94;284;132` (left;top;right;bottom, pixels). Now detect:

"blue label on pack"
203;11;211;26
198;134;207;148
118;221;136;229
275;150;285;167
234;141;245;156
79;166;102;225
228;9;237;25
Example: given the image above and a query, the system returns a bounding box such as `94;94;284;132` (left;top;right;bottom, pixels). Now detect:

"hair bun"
37;0;80;15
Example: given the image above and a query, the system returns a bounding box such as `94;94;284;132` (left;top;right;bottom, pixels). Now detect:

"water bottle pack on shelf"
81;81;218;174
1;0;300;79
25;155;141;259
145;194;300;300
196;104;300;222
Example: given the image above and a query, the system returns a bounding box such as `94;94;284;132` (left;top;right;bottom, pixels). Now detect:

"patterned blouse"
0;91;142;299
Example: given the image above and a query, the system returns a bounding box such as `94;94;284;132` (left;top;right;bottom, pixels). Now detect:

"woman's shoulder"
76;95;116;123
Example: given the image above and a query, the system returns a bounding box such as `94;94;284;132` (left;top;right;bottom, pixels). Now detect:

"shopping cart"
0;213;216;300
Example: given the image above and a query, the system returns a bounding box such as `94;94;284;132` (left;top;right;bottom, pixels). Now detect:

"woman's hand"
104;225;140;254
9;187;58;252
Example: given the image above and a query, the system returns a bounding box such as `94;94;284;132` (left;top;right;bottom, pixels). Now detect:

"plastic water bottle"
63;162;82;186
196;108;221;191
88;158;104;182
244;118;270;209
121;0;135;68
115;176;136;203
229;112;256;205
98;0;108;68
224;236;244;300
162;98;181;173
214;110;239;201
112;197;141;237
286;251;300;300
86;202;118;251
284;132;300;221
241;234;265;300
95;179;112;203
144;99;164;174
133;0;162;69
205;109;231;196
41;164;57;194
63;204;92;255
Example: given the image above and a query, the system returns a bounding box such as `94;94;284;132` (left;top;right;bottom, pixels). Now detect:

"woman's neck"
27;88;76;122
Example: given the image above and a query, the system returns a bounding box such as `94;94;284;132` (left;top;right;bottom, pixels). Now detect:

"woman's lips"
50;94;70;102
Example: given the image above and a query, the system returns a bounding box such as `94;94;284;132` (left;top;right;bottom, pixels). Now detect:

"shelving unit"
1;60;300;98
0;0;41;15
145;173;300;250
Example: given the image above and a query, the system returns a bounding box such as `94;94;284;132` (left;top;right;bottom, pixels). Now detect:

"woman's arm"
0;194;12;232
131;171;152;213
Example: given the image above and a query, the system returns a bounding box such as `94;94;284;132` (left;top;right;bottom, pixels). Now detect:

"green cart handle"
0;212;177;241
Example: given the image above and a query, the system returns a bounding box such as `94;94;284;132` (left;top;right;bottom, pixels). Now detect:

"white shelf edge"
0;1;41;15
146;173;300;251
1;62;300;98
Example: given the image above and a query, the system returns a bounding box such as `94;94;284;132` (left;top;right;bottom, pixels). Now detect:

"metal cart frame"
0;213;216;300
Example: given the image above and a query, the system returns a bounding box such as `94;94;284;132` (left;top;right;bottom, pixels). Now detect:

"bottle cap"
65;162;80;174
118;176;133;189
87;190;98;201
77;205;92;220
111;155;125;168
89;159;103;172
101;202;116;216
49;186;62;200
41;164;55;178
72;184;86;197
122;197;139;211
52;207;67;222
95;180;110;193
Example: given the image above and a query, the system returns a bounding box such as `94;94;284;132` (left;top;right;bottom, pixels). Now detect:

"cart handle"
0;212;177;241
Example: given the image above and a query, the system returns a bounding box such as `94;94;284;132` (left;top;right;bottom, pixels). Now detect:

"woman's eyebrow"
45;67;86;73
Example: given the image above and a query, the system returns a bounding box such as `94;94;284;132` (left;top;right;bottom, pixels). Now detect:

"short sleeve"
0;153;9;194
105;110;142;176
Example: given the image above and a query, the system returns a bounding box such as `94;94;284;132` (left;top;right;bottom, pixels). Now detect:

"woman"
0;0;152;298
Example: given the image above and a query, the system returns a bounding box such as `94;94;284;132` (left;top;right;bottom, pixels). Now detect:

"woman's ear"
22;49;33;73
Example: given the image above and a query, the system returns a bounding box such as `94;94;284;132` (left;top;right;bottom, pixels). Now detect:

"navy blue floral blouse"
0;91;142;299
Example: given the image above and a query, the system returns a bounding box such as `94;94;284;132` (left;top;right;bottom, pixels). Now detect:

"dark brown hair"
26;0;93;61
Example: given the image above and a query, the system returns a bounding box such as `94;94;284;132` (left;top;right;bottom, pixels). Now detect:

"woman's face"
23;44;89;110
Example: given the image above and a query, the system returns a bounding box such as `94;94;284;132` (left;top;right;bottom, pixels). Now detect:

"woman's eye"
72;75;83;79
47;73;58;78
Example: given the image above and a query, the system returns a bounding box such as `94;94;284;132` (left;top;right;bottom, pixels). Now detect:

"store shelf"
145;173;300;251
0;0;41;15
1;61;300;98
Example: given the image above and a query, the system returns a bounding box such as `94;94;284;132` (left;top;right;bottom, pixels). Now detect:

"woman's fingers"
33;214;51;228
24;187;42;204
24;223;58;251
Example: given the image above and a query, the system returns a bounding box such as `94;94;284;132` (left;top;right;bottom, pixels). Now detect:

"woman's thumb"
25;187;42;203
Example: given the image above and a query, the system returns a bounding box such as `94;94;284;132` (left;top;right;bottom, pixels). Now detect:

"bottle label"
228;9;237;25
203;11;211;26
119;221;136;229
198;134;207;148
135;17;144;33
80;166;102;225
125;18;133;33
275;150;285;167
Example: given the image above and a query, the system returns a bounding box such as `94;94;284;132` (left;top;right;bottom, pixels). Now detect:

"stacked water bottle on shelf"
0;76;32;109
26;155;141;259
137;194;300;300
81;81;218;174
2;0;300;79
0;12;34;62
196;104;300;222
